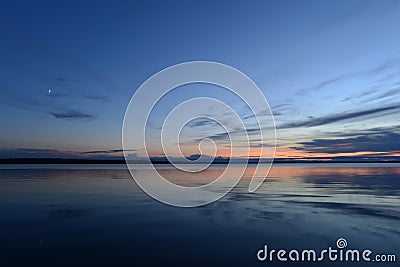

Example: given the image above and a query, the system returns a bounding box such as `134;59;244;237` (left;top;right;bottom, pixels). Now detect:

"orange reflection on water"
268;164;400;178
156;163;400;187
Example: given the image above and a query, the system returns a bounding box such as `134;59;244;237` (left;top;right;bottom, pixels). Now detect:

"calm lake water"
0;164;399;266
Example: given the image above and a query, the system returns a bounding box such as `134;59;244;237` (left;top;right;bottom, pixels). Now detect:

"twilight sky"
1;0;400;159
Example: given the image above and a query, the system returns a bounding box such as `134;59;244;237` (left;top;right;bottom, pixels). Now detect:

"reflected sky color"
0;164;399;266
1;1;400;159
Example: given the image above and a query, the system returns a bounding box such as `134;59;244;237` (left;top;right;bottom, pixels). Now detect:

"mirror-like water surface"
0;164;399;266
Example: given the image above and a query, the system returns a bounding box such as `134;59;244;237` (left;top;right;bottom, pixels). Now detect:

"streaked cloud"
291;132;400;154
296;76;344;96
279;104;400;129
83;149;137;154
187;118;219;128
83;96;110;102
50;110;94;120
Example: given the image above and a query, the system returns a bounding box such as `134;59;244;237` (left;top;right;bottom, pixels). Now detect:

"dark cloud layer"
292;132;400;154
0;148;83;158
50;111;94;120
0;148;129;159
84;149;137;154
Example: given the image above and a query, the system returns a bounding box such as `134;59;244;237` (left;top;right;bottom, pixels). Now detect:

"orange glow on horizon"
147;145;400;159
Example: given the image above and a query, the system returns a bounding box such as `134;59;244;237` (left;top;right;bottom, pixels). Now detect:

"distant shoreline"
1;158;399;164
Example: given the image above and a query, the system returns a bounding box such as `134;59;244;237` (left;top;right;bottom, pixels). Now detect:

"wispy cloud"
279;104;400;129
296;76;344;96
54;77;82;83
319;125;400;139
341;88;378;102
366;59;399;76
187;118;219;128
341;84;400;103
298;59;400;98
361;87;400;103
83;96;110;102
47;93;69;98
1;85;98;121
195;132;229;142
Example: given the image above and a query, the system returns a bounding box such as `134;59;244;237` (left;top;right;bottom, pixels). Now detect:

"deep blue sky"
1;0;400;159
